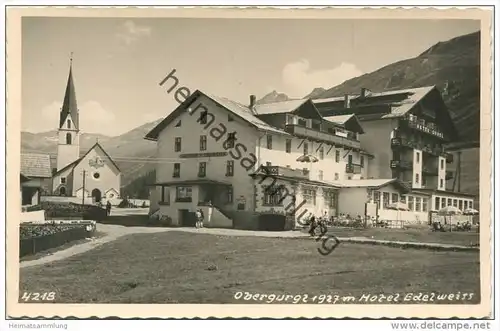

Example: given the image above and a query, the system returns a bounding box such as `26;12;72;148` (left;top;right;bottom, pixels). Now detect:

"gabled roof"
323;114;365;134
313;86;436;119
55;159;80;175
145;90;290;141
53;142;121;176
253;99;309;115
20;153;52;178
59;63;79;129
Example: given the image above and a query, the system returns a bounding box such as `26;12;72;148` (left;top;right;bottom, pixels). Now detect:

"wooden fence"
19;226;94;258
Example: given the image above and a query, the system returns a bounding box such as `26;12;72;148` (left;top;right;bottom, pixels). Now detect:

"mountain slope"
313;31;480;142
256;90;292;104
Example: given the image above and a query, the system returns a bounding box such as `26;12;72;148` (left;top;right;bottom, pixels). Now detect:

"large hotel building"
146;78;474;230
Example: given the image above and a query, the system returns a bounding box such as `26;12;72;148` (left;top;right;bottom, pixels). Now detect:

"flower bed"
20;224;80;240
41;201;107;220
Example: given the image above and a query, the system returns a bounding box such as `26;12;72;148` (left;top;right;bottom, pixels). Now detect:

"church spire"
59;53;79;130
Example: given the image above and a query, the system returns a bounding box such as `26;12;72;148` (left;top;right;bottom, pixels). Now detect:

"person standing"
308;215;317;237
195;209;204;229
106;201;112;216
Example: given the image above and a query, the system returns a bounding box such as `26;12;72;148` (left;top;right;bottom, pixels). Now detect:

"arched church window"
66;133;72;145
59;187;66;196
67;119;71;129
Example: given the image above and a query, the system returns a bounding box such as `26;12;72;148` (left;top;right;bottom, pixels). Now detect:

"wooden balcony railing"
285;124;361;150
400;117;446;140
390;160;413;169
260;165;309;179
345;163;362;174
444;152;454;164
391;137;455;163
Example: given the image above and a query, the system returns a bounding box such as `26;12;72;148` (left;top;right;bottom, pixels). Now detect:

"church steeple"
56;53;81;171
59;53;79;130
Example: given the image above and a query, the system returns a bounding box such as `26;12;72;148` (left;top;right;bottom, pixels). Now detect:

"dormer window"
67;119;71;129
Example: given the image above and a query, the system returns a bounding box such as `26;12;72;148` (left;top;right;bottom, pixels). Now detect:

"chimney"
360;88;368;98
249;95;256;109
344;94;350;108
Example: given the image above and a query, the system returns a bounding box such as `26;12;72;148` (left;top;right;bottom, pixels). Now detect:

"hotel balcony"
260;165;309;180
285;124;361;150
345;163;362;174
422;166;439;176
390;159;413;170
400;116;446;140
445;170;454;180
391;137;415;149
444;152;454;164
392;137;447;159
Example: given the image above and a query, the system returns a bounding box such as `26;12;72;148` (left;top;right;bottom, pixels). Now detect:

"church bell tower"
56;55;81;171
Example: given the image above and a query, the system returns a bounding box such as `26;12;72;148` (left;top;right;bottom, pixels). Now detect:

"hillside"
312;31;480;142
21;119;161;190
21;31;481;198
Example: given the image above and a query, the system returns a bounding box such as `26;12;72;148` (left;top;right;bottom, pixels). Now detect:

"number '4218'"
21;292;56;302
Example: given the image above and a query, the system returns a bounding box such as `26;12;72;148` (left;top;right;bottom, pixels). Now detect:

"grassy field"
19;231;480;304
324;227;480;246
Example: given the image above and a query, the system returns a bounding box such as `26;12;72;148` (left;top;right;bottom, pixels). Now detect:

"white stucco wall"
412;149;423;188
56;115;81;171
437;156;446;191
338;187;368;217
72;146;121;201
154;94;261;214
258;135;369;182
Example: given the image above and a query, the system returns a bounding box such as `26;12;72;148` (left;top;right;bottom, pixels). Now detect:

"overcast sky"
22;17;480;136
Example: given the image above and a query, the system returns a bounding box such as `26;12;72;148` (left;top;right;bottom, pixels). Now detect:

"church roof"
53;142;121;176
59;62;79;129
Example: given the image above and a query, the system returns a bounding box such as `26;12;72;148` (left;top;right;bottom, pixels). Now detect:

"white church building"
51;60;121;203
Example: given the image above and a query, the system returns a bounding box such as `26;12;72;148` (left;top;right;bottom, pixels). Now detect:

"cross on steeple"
70;52;73;66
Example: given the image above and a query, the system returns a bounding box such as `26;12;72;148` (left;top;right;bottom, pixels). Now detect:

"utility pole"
457;151;462;193
82;170;87;205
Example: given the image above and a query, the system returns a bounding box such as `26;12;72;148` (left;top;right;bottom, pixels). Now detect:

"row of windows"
269;136;365;166
160;185;233;204
435;197;473;210
174;135;365;169
262;185;338;208
372;191;429;212
172;160;235;178
174;134;236;152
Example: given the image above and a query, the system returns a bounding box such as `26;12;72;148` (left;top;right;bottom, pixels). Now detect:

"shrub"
117;199;130;208
159;215;173;227
142;201;147;208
